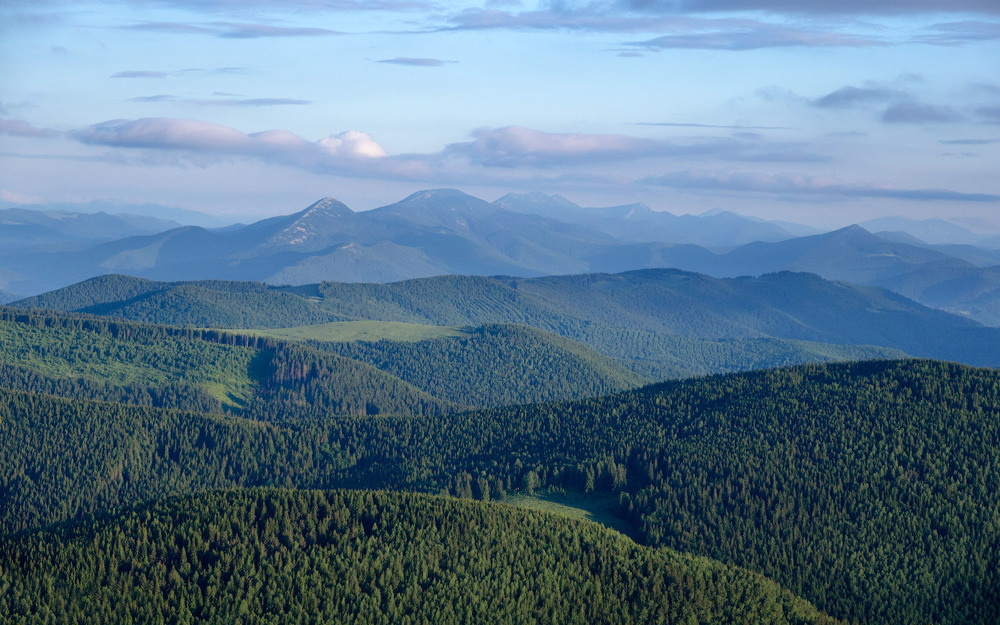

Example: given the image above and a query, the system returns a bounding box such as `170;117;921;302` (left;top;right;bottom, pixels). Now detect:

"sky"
1;0;999;229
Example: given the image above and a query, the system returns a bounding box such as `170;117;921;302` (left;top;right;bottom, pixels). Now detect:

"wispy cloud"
640;168;1000;202
128;95;310;106
634;121;794;130
122;21;341;38
0;119;60;138
881;102;961;123
111;70;169;79
917;20;1000;44
939;138;1000;145
811;81;964;124
615;0;1000;16
978;106;1000;124
811;86;900;109
627;22;878;50
443;125;824;167
440;9;879;49
377;57;454;66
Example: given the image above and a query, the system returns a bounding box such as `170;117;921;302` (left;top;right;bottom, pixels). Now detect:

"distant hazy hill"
494;191;796;247
0;207;179;254
3;190;998;325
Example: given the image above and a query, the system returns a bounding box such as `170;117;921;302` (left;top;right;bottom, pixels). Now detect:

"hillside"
1;359;997;623
0;308;450;419
0;489;843;625
317;323;648;408
0;307;646;415
20;269;970;378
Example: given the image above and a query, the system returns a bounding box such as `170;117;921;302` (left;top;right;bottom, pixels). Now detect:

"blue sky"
1;0;999;228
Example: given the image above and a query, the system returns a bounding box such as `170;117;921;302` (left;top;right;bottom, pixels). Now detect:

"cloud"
939;138;1000;145
123;21;341;38
977;106;1000;124
193;98;311;106
130;95;177;102
627;21;878;50
917;20;1000;44
0;118;59;138
378;57;454;66
614;0;1000;15
112;70;169;79
318;130;388;158
634;121;794;129
881;102;961;123
68;117;432;179
640;168;1000;202
444;125;824;167
811;86;899;109
441;9;879;49
128;95;311;106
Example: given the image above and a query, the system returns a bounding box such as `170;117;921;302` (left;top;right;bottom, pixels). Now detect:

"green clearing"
240;320;470;343
0;319;259;408
503;490;639;541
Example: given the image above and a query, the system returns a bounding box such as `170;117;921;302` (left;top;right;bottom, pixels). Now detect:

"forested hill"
2;359;998;623
0;307;647;413
21;268;1000;376
0;488;844;625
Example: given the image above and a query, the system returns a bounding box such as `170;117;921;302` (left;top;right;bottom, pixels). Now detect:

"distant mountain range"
2;189;998;325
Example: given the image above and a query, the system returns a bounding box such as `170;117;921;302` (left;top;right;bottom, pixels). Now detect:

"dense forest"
0;489;844;625
2;357;998;624
315;323;646;408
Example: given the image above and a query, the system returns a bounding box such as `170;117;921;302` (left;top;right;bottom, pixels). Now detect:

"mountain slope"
0;489;843;625
18;267;998;370
1;360;997;623
317;323;648;408
0;307;450;419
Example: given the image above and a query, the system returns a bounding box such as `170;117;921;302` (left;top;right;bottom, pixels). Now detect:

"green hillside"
316;324;648;408
2;359;998;623
0;308;645;415
13;271;930;378
0;309;260;407
0;489;843;625
0;308;449;419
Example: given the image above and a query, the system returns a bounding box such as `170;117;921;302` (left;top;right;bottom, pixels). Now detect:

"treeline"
0;489;843;625
1;360;998;623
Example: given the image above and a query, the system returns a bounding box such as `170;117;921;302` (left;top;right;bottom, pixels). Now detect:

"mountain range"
15;268;999;374
2;189;998;325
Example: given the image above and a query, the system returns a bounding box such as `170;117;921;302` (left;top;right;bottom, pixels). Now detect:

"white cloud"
319;130;388;158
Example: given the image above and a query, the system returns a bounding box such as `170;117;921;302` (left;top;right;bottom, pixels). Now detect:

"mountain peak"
300;197;353;218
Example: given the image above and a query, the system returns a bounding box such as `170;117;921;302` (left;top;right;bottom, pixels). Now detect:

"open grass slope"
245;319;470;343
0;488;844;625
